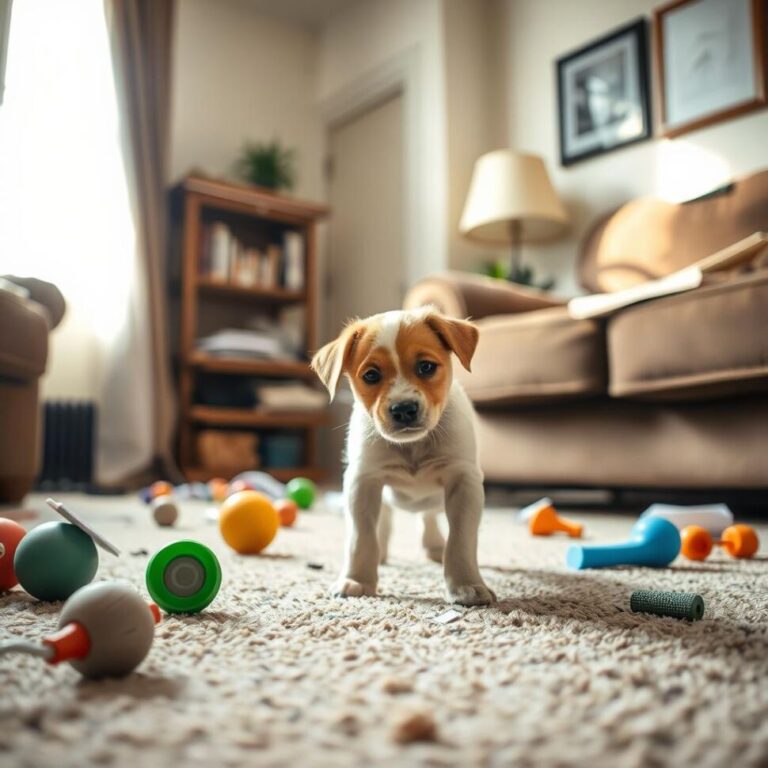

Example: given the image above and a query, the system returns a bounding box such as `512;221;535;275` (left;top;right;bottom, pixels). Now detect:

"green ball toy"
285;477;316;510
14;521;98;601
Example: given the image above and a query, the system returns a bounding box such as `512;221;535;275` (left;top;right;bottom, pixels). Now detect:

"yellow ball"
219;491;279;554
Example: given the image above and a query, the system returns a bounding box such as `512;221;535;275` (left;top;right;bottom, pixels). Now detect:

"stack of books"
196;328;293;360
200;222;305;291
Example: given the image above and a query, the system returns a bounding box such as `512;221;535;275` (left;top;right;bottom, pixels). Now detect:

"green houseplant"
237;140;296;191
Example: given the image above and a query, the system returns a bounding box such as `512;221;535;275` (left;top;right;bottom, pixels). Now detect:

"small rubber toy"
275;498;298;527
630;590;705;621
149;481;174;499
285;477;316;510
219;491;279;554
0;518;27;591
566;517;680;570
680;523;759;561
146;540;221;614
151;495;179;527
230;470;286;500
208;477;230;503
528;504;582;538
0;581;160;679
14;522;99;601
228;478;256;495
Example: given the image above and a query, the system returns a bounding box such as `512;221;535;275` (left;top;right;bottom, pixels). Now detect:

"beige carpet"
1;493;767;768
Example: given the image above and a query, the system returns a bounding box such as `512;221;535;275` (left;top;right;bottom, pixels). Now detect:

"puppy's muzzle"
389;399;420;429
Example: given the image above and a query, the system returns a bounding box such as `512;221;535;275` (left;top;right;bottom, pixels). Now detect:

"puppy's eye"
362;368;381;384
416;360;438;378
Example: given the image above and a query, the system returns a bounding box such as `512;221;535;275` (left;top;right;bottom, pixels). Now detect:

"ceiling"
241;0;360;28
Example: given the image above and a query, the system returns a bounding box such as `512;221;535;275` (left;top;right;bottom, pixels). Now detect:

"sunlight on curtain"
0;0;135;353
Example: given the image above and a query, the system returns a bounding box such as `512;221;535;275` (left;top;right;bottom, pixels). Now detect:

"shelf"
190;405;326;428
197;277;306;305
184;465;326;484
187;352;314;378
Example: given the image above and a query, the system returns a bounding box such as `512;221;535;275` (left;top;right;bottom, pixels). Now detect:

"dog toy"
208;477;230;503
219;491;279;554
0;581;159;679
0;518;27;591
630;590;705;621
527;503;582;538
639;503;733;536
680;524;759;561
151;495;179;527
145;540;221;614
150;481;174;499
566;517;680;570
275;499;298;527
285;477;316;510
230;471;286;500
228;478;256;495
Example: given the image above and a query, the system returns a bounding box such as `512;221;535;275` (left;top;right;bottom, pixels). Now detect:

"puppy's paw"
332;578;377;598
425;545;444;564
445;582;496;606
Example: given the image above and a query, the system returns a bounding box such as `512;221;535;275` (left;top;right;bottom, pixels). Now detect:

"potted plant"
236;140;296;192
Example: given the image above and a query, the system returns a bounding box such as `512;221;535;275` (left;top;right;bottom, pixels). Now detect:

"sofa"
0;276;65;503
404;169;768;497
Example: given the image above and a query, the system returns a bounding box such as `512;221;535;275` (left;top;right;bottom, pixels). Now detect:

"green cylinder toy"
630;590;705;621
13;522;98;601
146;540;221;614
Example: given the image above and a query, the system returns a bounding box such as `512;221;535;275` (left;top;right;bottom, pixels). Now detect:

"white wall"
170;0;324;200
500;0;768;296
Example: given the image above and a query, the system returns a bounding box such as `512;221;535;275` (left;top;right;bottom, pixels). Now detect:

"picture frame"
556;19;652;167
654;0;768;138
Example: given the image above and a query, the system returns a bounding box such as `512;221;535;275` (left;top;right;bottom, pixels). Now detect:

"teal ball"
285;477;316;510
14;522;98;601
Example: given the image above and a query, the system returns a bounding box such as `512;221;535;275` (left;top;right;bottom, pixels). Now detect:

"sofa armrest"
2;276;66;329
403;271;565;319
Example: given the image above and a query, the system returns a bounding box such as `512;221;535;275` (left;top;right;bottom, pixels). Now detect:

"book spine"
283;231;305;291
210;223;231;281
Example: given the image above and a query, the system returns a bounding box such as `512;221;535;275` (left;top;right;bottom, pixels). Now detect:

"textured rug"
1;493;767;768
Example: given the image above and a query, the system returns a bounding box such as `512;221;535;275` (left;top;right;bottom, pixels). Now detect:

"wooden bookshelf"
170;175;329;483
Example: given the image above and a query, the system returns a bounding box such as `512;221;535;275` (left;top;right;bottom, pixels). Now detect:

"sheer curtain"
0;0;161;485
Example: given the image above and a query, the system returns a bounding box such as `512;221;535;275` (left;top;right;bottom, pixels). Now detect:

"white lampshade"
460;150;569;245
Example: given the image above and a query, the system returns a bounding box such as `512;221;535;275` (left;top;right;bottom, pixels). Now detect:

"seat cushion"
457;307;607;406
608;271;768;400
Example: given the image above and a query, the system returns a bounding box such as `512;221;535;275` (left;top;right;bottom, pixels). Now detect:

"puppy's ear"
311;322;361;400
426;314;479;372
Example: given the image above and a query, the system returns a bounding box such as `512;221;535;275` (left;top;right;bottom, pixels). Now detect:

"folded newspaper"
568;232;767;320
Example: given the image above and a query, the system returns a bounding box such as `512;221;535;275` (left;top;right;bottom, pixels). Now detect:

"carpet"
1;493;767;768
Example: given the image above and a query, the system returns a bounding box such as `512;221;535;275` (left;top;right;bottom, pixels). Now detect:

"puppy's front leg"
333;469;383;597
443;470;495;606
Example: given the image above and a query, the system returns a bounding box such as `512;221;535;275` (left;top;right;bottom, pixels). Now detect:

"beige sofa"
405;170;768;495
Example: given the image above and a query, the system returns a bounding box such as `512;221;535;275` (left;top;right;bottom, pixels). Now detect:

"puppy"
311;306;495;606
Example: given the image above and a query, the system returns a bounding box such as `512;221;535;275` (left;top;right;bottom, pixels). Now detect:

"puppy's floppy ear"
311;322;361;400
425;313;479;372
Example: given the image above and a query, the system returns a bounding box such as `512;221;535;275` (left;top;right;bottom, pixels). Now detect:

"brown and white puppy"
311;306;495;606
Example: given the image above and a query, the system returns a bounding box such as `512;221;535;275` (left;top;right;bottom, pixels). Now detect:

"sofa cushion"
608;271;768;400
457;307;607;406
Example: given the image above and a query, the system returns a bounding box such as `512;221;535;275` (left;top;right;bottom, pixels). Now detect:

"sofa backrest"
578;168;768;293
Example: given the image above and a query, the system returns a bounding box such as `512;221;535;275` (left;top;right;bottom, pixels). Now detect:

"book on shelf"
283;231;304;291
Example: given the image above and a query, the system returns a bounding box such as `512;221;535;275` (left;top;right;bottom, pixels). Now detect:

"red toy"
0;518;27;590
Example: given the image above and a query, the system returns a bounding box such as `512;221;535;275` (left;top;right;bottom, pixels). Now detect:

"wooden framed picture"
654;0;768;138
556;19;652;166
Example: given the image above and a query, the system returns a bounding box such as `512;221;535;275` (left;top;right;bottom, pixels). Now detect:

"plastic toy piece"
0;518;27;591
14;522;99;601
680;523;759;561
528;504;583;538
630;590;705;621
149;481;174;499
146;540;221;614
151;495;179;527
46;498;120;556
640;503;733;536
219;491;279;554
0;581;159;679
285;477;316;510
230;470;286;500
208;478;230;503
566;517;680;570
275;499;298;527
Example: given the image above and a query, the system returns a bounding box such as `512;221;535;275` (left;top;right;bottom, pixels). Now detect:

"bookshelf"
169;175;329;482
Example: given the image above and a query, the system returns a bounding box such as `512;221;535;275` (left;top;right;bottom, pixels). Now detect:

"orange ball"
219;491;279;554
208;478;229;503
150;481;174;499
275;499;298;527
680;525;713;561
0;518;27;591
721;524;759;559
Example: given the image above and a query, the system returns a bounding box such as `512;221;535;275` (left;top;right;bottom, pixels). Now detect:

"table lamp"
459;150;569;283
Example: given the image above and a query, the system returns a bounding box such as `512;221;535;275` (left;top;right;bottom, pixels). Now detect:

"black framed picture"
556;19;652;166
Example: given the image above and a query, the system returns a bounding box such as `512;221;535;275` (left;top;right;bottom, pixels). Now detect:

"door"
326;93;405;340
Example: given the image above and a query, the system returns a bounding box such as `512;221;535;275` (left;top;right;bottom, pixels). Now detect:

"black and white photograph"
557;19;652;166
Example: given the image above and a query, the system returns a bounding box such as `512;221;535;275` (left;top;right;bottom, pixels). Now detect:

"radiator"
36;401;97;490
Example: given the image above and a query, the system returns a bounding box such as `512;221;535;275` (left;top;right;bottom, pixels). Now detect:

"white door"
326;93;405;340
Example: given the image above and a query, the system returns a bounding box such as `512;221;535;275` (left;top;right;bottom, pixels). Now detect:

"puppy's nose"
389;400;419;426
